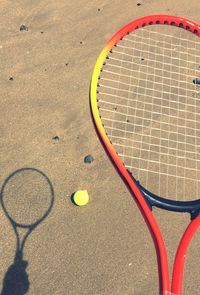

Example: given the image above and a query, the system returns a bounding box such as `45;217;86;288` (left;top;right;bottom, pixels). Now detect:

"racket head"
0;168;54;228
90;15;200;214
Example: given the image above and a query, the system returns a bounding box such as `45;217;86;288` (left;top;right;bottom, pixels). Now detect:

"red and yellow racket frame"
90;15;200;295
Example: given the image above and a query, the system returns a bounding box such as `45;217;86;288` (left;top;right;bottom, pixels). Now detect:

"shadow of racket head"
0;167;54;261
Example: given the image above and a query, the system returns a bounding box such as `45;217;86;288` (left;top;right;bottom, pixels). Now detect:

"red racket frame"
90;15;200;295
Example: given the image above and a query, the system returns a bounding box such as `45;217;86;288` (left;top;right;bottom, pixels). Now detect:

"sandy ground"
0;0;200;294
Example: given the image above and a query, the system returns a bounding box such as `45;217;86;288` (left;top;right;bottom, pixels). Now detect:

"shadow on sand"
0;167;55;295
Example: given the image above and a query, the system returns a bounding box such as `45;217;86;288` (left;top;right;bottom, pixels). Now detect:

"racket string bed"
98;26;200;202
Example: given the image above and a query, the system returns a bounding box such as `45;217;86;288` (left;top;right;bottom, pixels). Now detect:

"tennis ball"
73;190;89;206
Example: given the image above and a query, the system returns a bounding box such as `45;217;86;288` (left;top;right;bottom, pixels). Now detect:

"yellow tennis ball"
73;190;89;206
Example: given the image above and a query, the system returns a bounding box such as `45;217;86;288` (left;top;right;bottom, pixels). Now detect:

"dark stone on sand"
52;135;60;141
20;25;29;31
84;155;94;164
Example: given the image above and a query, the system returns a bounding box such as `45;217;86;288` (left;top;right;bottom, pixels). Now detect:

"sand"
0;0;200;294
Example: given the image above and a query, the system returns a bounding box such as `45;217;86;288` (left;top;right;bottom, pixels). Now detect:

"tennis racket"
90;15;200;295
0;168;54;262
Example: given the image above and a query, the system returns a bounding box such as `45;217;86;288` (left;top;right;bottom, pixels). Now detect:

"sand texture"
1;1;200;294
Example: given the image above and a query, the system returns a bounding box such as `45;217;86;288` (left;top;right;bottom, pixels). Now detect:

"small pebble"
20;24;29;31
137;3;142;6
9;76;14;81
52;135;60;141
193;78;200;85
84;155;94;164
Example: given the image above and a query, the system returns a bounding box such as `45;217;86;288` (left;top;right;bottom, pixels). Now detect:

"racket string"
194;35;199;198
144;30;158;193
158;32;166;197
175;30;182;200
131;29;145;181
183;33;188;199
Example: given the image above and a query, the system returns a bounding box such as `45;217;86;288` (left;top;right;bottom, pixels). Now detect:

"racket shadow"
0;167;55;295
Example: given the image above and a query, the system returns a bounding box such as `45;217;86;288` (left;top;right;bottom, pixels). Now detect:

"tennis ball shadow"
70;192;77;206
0;167;55;295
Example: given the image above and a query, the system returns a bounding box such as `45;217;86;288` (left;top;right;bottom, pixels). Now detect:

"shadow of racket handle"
14;250;23;263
